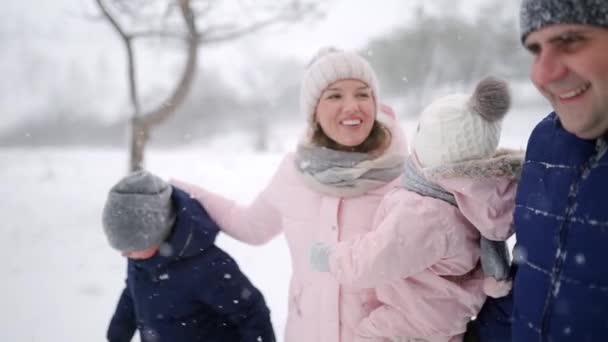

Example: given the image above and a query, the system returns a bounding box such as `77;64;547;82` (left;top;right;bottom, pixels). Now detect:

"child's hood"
134;186;220;270
426;149;524;241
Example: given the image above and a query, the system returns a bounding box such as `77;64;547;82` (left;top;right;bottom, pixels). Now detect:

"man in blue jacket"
511;0;608;341
102;170;276;342
467;1;608;341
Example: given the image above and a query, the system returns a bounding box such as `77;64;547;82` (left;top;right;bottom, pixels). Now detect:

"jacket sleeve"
107;287;136;342
327;193;450;288
196;250;276;342
169;158;288;246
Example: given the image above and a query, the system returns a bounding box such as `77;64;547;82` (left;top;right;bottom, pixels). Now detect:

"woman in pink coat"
172;47;408;342
310;77;524;342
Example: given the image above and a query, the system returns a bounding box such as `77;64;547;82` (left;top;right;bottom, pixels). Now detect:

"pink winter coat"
326;151;523;342
172;120;408;342
173;158;401;342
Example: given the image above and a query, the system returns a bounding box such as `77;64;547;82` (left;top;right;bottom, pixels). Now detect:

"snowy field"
0;109;547;341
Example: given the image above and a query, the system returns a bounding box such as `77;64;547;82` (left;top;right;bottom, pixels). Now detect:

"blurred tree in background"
365;1;528;115
95;0;325;171
0;0;534;149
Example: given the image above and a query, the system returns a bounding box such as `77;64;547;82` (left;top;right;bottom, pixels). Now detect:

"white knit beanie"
300;47;387;139
412;77;511;168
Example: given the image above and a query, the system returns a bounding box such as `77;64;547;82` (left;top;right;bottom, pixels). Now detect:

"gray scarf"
402;157;456;205
402;157;511;282
295;144;405;198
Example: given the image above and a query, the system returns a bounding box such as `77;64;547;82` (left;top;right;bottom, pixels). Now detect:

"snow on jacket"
325;151;522;342
512;113;608;342
172;120;408;342
107;187;275;342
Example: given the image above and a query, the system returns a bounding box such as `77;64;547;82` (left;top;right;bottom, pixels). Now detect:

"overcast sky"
1;0;513;131
200;0;498;68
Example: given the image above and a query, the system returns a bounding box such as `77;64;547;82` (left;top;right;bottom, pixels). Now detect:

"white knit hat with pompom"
412;76;511;168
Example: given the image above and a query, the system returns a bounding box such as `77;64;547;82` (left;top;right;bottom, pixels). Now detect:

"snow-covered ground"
0;109;548;341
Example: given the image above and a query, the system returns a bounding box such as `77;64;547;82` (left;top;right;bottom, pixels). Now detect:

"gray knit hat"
102;170;176;253
520;0;608;43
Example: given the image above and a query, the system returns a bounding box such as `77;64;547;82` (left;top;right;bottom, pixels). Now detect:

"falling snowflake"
159;242;173;257
512;245;528;264
241;288;253;300
141;328;160;342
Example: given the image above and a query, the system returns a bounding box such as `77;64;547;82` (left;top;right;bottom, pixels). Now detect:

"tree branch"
199;17;284;44
96;0;141;116
131;30;185;39
141;0;199;128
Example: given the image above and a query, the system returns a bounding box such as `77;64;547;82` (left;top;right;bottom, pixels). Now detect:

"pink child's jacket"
171;114;408;342
327;150;523;342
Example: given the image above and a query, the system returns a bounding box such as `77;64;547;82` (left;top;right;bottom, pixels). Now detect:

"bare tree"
95;0;324;171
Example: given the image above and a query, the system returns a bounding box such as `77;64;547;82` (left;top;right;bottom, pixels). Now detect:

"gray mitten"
480;237;513;298
309;242;332;272
480;237;511;281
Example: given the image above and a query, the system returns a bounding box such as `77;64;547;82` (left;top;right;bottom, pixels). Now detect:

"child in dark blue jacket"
102;170;276;342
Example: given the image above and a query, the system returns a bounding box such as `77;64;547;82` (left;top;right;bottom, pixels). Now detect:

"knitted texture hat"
412;77;511;168
520;0;608;42
102;170;176;253
300;47;384;139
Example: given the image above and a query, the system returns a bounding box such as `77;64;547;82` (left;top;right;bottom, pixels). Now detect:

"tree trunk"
129;117;148;171
128;0;198;172
97;0;199;172
96;0;319;173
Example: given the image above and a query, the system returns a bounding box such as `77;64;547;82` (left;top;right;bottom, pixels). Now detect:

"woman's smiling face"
314;79;376;148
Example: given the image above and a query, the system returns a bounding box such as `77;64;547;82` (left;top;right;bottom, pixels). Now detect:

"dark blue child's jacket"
511;113;608;342
107;187;276;342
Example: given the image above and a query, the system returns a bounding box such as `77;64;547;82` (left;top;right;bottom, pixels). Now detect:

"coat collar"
423;149;525;181
133;187;219;272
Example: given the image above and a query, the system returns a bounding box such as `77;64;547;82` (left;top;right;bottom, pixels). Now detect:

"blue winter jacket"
512;113;608;342
107;187;276;342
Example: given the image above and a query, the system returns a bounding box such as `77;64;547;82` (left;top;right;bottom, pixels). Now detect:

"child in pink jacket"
310;77;523;342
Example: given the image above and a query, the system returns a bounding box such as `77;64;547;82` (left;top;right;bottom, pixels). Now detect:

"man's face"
524;24;608;139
